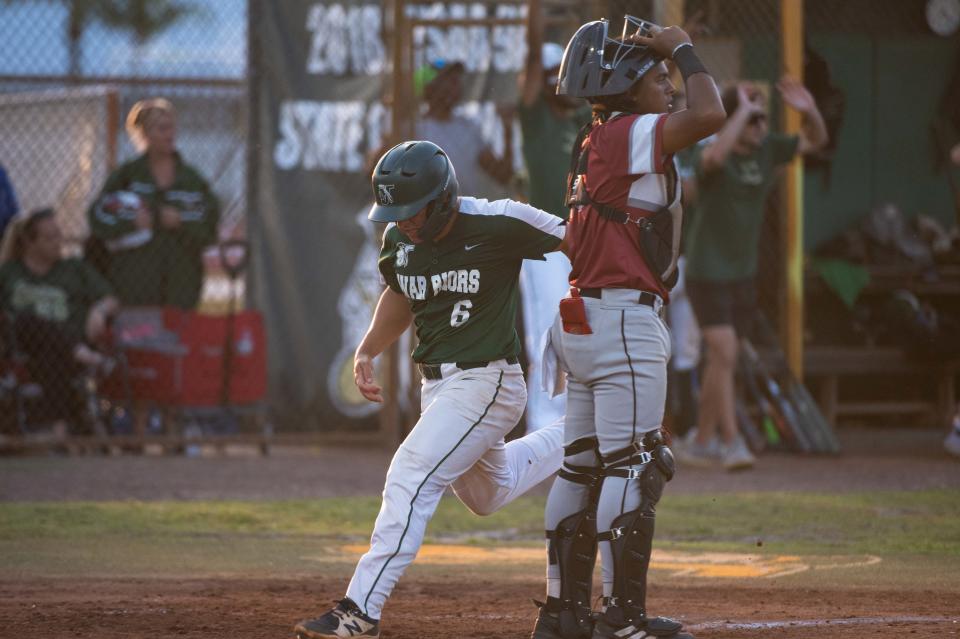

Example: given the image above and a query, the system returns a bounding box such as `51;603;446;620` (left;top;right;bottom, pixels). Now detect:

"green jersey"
379;196;564;364
685;133;799;281
88;152;220;308
0;258;113;340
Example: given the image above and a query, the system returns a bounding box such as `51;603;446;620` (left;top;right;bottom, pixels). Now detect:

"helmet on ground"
557;15;663;100
369;140;459;241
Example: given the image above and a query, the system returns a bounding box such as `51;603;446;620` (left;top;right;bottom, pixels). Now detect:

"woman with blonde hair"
87;98;219;308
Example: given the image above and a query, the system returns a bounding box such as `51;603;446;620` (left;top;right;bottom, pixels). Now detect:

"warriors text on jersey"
379;196;564;364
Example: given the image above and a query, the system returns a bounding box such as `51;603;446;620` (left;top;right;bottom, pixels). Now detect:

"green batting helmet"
369;141;459;229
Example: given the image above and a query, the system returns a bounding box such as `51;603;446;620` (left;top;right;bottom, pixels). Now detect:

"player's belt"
418;356;519;381
577;287;662;310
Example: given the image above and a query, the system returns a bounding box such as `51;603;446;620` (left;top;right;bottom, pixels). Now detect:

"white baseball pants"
520;251;573;431
345;359;563;618
542;290;672;597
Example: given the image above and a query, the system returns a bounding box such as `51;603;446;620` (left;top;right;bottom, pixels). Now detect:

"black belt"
578;287;661;309
418;356;519;381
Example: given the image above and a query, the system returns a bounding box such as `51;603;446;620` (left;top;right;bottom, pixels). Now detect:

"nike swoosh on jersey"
464;243;482;251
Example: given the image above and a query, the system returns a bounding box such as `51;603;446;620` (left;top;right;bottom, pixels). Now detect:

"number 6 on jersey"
450;299;473;327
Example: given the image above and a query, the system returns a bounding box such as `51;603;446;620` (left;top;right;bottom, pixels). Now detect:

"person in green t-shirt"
680;78;827;470
515;0;591;433
0;208;118;431
88;98;220;309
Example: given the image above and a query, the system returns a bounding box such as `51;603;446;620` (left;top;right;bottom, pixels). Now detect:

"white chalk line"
689;616;955;631
423;613;957;630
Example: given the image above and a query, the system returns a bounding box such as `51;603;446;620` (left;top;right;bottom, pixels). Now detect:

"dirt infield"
0;576;955;639
2;426;958;501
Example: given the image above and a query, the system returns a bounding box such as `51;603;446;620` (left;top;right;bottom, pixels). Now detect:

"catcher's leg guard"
595;430;688;637
545;437;602;639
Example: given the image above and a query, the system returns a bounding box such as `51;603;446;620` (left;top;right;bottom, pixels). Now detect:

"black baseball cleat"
294;598;379;638
592;614;693;639
530;598;564;639
531;597;597;639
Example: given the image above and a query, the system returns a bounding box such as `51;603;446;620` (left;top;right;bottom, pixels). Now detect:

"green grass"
1;490;958;582
1;489;958;554
658;490;960;556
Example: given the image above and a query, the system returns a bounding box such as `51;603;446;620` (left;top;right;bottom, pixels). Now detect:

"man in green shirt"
0;208;118;431
681;79;827;470
294;141;567;639
517;0;591;433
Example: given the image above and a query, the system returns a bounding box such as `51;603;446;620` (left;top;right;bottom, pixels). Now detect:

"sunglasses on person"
748;114;767;126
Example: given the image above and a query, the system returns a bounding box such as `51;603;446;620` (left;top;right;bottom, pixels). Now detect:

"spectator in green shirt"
679;78;827;470
0;208;119;432
88;98;220;309
515;0;590;433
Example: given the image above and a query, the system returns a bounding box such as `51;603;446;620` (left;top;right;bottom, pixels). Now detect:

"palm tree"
94;0;195;75
3;0;106;80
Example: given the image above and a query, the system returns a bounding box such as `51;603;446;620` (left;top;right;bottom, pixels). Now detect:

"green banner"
250;0;526;429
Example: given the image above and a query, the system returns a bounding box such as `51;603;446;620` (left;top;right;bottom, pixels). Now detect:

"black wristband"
673;44;708;81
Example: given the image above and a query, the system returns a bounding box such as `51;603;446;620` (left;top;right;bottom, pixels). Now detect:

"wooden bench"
804;346;958;428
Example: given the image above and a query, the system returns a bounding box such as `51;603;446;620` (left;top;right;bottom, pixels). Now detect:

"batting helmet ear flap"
416;189;459;243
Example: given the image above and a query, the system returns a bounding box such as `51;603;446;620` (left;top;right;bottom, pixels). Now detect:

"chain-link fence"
0;0;251;446
2;0;956;445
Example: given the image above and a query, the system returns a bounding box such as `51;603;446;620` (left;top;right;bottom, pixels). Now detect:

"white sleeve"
628;113;668;175
501;199;565;241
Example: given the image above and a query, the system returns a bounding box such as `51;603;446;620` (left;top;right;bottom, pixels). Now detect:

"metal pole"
653;0;685;28
245;0;260;310
391;0;413;141
380;0;406;448
781;0;804;377
105;88;119;169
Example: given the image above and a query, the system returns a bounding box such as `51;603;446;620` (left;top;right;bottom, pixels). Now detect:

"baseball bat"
741;338;814;453
753;316;840;453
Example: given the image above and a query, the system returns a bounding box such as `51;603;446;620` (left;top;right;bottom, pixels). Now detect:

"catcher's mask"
557;15;663;101
369;140;459;243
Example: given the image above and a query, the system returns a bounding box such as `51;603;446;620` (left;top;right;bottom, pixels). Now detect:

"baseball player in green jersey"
88;99;220;309
294;141;567;639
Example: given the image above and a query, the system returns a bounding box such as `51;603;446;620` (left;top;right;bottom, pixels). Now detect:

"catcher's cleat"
294;598;379;639
530;598;564;639
591;614;693;639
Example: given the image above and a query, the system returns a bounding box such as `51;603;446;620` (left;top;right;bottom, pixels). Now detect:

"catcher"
532;18;724;639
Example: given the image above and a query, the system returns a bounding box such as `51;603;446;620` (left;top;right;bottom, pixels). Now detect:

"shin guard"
545;437;602;638
598;430;681;633
548;507;597;637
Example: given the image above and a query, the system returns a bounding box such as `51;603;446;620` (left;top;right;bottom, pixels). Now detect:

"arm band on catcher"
672;44;708;81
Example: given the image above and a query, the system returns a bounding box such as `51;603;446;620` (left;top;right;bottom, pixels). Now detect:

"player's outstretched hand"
630;25;692;60
736;82;765;116
777;75;816;114
354;352;383;403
